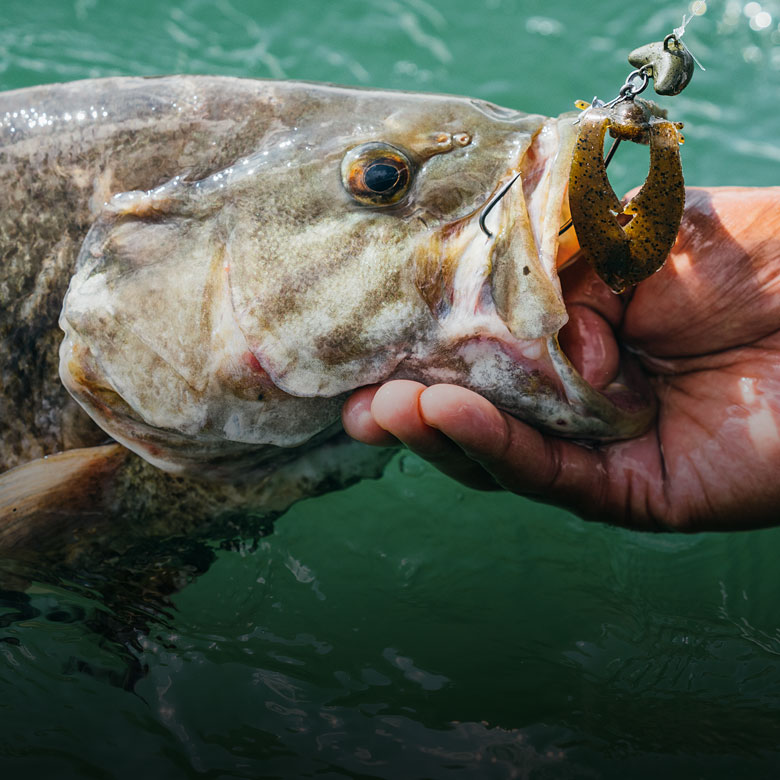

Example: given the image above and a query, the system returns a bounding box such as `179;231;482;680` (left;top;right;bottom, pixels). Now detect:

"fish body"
0;76;655;554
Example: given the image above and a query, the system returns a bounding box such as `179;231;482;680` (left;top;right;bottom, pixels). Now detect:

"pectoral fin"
0;444;128;554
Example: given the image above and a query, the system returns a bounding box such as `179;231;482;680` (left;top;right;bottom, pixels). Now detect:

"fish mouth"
436;313;656;443
425;115;656;440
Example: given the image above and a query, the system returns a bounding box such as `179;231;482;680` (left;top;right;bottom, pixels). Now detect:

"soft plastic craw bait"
568;96;685;293
567;29;695;293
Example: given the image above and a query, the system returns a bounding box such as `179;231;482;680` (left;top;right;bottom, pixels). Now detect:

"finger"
559;259;625;326
417;384;610;510
341;385;399;446
370;380;501;490
558;303;620;391
557;261;625;391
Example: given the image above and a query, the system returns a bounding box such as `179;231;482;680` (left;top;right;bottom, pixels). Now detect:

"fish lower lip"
461;297;656;439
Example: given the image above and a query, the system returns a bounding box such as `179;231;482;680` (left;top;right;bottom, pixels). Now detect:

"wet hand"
342;187;780;531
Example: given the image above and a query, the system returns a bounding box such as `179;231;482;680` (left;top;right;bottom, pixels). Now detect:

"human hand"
342;187;780;531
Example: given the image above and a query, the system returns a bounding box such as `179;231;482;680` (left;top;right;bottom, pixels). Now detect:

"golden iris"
341;143;413;206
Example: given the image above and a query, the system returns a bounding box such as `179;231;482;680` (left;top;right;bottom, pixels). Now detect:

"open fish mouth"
403;114;657;441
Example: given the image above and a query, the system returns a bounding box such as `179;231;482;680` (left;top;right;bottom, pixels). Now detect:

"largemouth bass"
0;76;655;557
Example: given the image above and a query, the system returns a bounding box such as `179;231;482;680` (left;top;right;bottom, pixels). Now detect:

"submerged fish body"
0;76;655;544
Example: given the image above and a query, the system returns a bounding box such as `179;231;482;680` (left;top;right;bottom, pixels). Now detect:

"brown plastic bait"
568;98;685;293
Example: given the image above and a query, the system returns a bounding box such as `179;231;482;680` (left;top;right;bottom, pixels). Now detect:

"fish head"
59;81;654;476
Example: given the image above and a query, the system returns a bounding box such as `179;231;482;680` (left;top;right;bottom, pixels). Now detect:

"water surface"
2;1;780;777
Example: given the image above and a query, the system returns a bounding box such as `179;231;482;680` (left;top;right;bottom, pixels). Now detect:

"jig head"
628;34;694;96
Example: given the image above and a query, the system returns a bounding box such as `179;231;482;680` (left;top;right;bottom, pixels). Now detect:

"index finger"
416;384;611;510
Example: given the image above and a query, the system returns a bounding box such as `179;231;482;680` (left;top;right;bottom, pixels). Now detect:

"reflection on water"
3;454;780;777
3;0;780;776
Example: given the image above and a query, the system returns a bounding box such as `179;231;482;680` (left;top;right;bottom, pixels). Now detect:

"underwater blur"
2;0;780;777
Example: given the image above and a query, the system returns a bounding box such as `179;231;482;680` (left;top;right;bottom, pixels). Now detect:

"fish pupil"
365;162;401;193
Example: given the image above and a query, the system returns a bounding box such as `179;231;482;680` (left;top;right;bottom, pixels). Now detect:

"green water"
2;0;780;777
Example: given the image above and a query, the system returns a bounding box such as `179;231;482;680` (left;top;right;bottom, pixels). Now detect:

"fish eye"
341;143;413;206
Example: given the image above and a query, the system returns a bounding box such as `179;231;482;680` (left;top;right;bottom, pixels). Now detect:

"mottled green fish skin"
1;76;316;471
1;77;406;552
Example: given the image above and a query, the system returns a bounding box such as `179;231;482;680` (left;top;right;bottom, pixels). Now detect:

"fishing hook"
479;172;521;238
481;133;622;240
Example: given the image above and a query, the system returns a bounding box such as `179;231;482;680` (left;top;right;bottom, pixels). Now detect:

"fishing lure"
567;24;697;292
